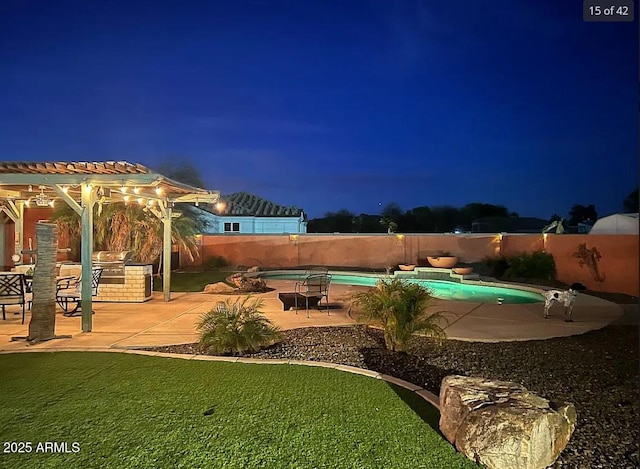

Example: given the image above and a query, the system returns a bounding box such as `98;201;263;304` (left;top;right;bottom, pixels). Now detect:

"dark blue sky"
0;1;637;219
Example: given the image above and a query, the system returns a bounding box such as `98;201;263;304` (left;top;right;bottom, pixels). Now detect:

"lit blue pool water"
259;272;544;304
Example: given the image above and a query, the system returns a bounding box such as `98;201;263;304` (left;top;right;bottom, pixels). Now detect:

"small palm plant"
353;278;446;352
197;297;281;356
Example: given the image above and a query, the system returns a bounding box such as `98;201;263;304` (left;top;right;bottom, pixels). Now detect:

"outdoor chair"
0;273;28;324
294;272;332;318
56;267;103;316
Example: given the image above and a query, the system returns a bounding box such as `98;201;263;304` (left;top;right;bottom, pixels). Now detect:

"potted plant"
426;251;458;269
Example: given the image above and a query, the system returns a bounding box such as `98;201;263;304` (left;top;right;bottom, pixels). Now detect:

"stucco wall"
544;234;638;297
191;233;638;296
2;207;67;267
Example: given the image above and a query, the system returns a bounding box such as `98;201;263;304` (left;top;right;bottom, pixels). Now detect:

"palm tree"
353;278;446;352
197;297;281;356
51;202;207;265
27;223;58;343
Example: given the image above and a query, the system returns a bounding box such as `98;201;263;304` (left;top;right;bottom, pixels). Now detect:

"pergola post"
0;200;24;262
14;201;24;262
80;183;95;332
162;204;172;302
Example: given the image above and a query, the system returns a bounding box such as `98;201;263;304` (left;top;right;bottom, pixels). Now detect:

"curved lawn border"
0;348;441;409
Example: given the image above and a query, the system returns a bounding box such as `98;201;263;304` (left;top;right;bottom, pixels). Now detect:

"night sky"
0;1;637;219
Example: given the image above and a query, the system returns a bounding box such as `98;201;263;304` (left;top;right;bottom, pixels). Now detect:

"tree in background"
352;213;385;233
402;206;434;232
568;204;598;226
307;209;356;233
428;206;460;233
153;157;206;189
622;187;639;213
459;203;510;230
309;202;522;233
380;203;402;233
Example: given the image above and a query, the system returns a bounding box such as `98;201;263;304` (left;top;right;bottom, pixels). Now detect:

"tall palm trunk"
27;223;58;342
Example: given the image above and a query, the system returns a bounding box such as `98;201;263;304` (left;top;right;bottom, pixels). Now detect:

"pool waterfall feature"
258;267;545;305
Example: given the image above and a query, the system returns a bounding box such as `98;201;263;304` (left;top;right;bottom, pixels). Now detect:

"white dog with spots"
543;283;587;322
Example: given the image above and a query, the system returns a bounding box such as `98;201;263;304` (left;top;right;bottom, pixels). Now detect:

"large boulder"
228;273;268;292
439;375;576;469
203;282;236;294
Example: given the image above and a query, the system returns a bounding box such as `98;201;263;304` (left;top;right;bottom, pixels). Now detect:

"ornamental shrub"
353;278;446;352
505;251;556;280
197;297;281;356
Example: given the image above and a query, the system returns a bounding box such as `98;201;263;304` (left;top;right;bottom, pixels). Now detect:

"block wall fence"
182;233;639;297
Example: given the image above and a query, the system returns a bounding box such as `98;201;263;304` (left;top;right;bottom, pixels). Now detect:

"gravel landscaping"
149;324;639;469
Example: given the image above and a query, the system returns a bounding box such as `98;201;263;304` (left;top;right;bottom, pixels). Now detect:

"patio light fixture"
33;185;54;207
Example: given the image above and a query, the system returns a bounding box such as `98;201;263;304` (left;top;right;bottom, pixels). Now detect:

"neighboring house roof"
471;216;548;233
204;192;304;217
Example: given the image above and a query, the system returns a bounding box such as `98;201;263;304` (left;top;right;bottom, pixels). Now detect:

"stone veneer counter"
95;264;153;303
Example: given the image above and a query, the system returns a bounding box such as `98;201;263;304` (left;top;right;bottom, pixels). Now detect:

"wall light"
123;195;130;203
120;186;127;194
137;197;145;205
155;187;163;196
133;187;141;195
61;186;69;193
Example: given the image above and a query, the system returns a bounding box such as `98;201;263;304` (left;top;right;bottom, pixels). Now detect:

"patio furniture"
278;292;322;311
294;272;332;318
56;267;103;316
0;272;28;324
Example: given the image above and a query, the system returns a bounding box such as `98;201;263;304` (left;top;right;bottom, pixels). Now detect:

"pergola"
0;161;220;332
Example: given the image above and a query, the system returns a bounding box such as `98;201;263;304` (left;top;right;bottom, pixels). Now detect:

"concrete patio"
0;280;630;352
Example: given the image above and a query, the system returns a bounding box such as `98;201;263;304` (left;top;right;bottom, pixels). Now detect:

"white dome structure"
589;213;639;235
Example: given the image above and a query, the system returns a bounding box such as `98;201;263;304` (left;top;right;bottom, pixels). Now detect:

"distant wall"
185;233;638;296
189;234;502;270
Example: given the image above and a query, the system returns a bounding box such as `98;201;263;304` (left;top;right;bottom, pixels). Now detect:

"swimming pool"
259;271;544;304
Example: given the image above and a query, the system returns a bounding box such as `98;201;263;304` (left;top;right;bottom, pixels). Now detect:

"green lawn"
153;271;234;292
0;353;478;469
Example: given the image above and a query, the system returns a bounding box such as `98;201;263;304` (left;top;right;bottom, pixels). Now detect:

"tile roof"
0;160;219;202
0;161;148;175
215;192;303;217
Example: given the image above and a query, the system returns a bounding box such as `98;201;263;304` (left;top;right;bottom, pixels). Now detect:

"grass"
0;353;478;469
153;271;234;292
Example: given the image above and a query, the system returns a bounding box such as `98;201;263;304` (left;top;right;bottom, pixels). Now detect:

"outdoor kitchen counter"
95;264;153;303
